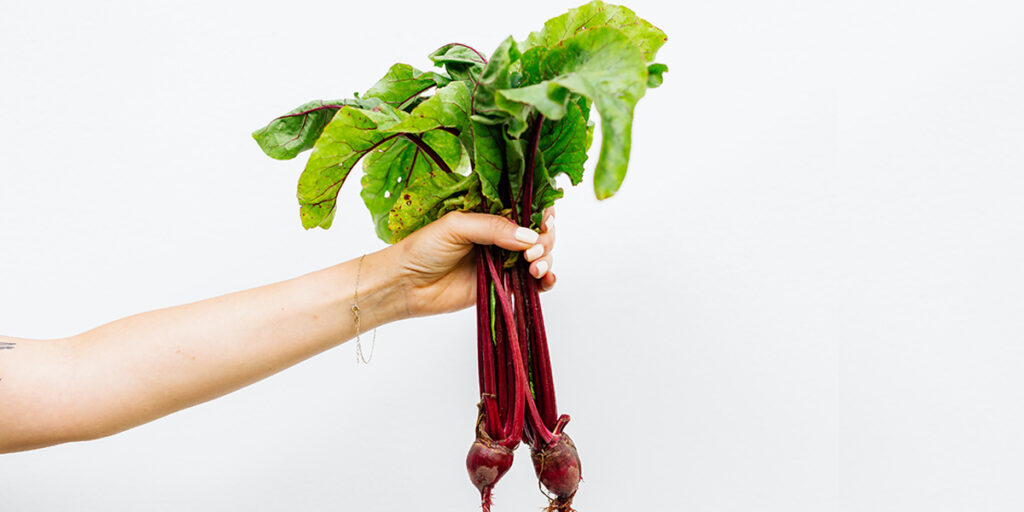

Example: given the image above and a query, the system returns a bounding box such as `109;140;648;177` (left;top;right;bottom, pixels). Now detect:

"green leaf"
573;93;592;122
519;47;550;87
360;130;462;241
252;98;382;160
428;43;486;83
647;63;668;88
299;81;472;233
470;120;505;207
382;80;471;134
520;0;668;62
504;132;527;201
472;36;523;127
496;26;648;199
362;63;451;110
388;172;482;242
297;106;405;229
530;151;564;228
538;99;588;185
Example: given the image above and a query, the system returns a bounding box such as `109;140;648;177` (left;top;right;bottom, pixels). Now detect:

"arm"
0;210;556;454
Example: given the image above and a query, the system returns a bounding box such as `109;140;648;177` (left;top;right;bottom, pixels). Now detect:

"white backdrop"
2;0;1023;510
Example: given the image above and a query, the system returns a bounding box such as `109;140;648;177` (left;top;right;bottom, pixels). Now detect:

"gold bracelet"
352;254;376;364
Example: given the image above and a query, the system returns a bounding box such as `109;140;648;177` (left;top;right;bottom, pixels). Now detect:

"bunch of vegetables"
252;1;667;509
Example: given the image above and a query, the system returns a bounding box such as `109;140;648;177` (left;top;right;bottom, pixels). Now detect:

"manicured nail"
534;260;549;278
525;243;544;261
515;227;539;244
545;216;555;232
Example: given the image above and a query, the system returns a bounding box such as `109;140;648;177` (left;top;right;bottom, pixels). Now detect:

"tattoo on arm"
0;342;15;350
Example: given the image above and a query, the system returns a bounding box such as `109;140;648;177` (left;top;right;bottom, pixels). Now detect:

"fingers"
542;207;555;232
439;209;557;291
440;211;538;251
539;271;557;292
525;206;554;271
528;253;553;279
537;207;555;257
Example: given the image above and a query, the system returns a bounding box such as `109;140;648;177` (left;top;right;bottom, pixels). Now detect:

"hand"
385;208;557;317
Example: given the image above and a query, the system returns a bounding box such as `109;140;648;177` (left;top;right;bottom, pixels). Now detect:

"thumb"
439;211;539;252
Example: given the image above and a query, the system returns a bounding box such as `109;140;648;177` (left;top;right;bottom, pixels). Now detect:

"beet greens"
252;1;667;509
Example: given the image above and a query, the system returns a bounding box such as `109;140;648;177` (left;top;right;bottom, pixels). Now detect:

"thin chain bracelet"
352;254;376;364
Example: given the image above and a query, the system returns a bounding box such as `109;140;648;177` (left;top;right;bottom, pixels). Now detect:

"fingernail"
515;227;539;244
525;243;544;261
545;217;555;232
534;260;549;278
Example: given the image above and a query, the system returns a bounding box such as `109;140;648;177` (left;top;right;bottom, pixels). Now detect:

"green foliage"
429;44;486;83
496;27;649;199
362;63;451;109
253;0;667;241
519;0;668;62
388;172;483;242
252;98;382;160
647;63;669;88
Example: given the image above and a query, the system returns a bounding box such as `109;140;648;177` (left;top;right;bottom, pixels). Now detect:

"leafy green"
254;0;667;240
470;120;506;207
297;105;403;229
647;63;668;88
252;98;382;160
518;47;550;88
360;130;463;240
538;100;588;186
298;82;471;231
519;0;667;62
530;152;564;227
496;26;649;199
388;172;483;242
382;80;471;134
471;36;523;129
362;63;451;110
429;44;486;83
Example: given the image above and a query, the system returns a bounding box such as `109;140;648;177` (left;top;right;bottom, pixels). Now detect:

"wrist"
340;247;410;329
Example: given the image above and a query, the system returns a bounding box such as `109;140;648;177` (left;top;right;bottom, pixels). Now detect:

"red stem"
515;267;559;446
525;269;558;428
525;387;557;445
493;285;510;424
476;249;501;437
402;133;452;173
485;249;526;448
520;115;545;227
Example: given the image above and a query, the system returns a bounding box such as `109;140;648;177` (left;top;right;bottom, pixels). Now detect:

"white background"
1;0;1022;510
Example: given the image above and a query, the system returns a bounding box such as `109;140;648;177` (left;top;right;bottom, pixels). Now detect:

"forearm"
0;248;407;453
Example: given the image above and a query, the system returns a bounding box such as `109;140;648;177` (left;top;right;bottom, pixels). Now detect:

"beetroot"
531;433;583;511
466;430;515;511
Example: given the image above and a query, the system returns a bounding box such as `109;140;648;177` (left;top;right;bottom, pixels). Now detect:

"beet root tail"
480;486;494;512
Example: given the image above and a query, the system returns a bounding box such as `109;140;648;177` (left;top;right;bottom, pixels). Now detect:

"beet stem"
520;115;545;227
485;249;526;448
525;270;558;428
477;249;501;437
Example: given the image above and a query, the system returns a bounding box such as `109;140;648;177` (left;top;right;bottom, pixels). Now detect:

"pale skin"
0;209;556;454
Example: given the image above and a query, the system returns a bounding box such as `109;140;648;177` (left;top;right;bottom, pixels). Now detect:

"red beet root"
467;433;515;511
531;433;582;512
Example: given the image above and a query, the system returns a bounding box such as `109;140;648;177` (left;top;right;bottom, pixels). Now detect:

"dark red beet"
531;433;582;512
466;435;514;511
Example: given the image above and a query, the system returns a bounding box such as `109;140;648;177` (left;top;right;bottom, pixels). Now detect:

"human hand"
382;208;556;318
